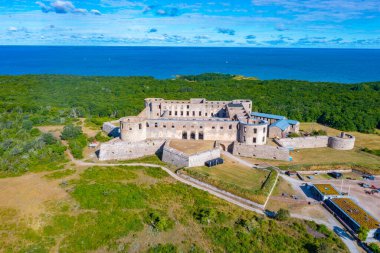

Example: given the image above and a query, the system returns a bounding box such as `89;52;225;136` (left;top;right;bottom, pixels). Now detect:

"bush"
369;243;380;253
145;210;174;231
61;124;83;140
288;132;300;138
357;226;369;241
41;133;57;145
68;134;87;159
275;209;290;221
193;208;218;224
95;132;111;142
147;243;177;253
311;129;327;136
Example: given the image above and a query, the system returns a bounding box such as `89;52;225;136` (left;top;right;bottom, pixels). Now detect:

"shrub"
144;210;174;231
95;132;111;142
288;132;300;138
357;226;369;241
61;124;82;140
369;243;380;253
275;208;290;221
193;208;218;224
41;133;57;145
147;243;177;253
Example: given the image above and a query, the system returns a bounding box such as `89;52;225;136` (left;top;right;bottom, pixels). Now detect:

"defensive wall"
275;132;355;150
161;140;221;167
98;139;165;161
232;141;290;161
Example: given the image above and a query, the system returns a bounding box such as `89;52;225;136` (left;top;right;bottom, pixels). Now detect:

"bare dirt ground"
169;140;215;155
0;173;69;229
36;125;64;139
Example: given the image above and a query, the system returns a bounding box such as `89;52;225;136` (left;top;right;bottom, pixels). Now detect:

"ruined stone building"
99;98;293;162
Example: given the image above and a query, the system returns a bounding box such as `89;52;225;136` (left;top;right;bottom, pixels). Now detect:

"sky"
0;0;380;48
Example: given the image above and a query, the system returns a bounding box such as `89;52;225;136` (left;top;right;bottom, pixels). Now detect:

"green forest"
0;74;378;132
0;74;379;176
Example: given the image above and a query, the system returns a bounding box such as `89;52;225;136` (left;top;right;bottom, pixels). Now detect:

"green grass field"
0;165;348;253
244;123;380;173
183;156;277;204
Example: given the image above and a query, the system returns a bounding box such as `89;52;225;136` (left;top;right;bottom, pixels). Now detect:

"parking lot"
306;174;380;220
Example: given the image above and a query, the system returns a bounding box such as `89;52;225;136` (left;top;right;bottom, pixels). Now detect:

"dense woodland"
0;74;379;176
0;74;378;132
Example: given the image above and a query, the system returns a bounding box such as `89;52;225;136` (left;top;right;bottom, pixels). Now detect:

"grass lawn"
0;164;348;253
169;140;215;155
189;156;269;190
183;155;274;204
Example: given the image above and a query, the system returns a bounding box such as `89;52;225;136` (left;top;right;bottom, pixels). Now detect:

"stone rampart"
275;136;329;149
188;148;221;167
232;142;290;161
275;133;355;150
162;141;221;167
162;144;189;168
328;134;355;150
98;139;165;161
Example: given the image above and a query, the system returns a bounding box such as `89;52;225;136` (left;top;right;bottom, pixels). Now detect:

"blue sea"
0;46;379;83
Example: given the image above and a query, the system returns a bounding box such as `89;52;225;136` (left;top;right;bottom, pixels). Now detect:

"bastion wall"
161;141;221;167
328;134;355;150
275;136;330;149
232;141;290;161
275;133;355;150
98;139;165;161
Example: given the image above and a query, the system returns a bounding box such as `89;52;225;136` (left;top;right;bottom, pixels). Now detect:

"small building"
251;112;300;138
325;198;380;241
310;183;341;201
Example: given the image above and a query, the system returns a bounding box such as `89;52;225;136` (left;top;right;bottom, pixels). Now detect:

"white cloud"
90;9;102;15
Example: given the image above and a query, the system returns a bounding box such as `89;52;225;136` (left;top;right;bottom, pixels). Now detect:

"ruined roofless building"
120;98;268;146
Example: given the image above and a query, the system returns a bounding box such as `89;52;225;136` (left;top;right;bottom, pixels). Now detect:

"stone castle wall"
188;148;221;167
161;145;189;167
275;134;355;150
275;136;329;149
162;141;221;168
232;141;290;161
98;139;165;161
328;134;355;150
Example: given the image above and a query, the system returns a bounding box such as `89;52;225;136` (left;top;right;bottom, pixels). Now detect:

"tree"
357;226;369;241
41;133;57;145
61;124;82;140
275;208;290;221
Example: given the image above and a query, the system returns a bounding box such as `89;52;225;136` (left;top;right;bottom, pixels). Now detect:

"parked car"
363;174;375;180
359;183;371;188
329;172;343;179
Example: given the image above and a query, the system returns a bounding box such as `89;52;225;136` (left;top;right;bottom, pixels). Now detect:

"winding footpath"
67;149;359;253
